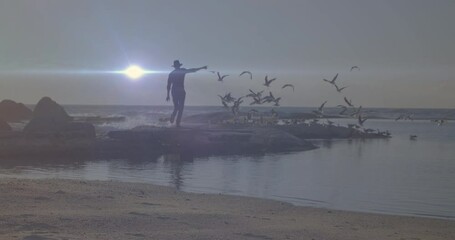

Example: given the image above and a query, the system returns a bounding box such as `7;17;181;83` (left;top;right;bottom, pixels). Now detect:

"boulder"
0;119;12;132
31;97;72;122
0;100;33;122
23;97;95;139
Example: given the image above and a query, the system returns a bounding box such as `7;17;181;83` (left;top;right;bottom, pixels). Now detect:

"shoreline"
1;178;454;240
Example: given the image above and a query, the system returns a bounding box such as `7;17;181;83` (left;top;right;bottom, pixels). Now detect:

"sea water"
1;106;454;219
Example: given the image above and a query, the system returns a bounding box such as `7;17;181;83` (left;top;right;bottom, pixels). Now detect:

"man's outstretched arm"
185;66;208;73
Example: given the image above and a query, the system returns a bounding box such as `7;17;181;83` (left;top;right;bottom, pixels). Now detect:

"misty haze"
0;1;454;240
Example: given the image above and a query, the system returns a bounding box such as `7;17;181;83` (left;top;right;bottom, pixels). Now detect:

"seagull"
358;114;368;126
334;84;349;93
250;96;263;105
350;105;362;117
239;71;253;80
364;128;375;133
217;72;229;82
350;66;360;72
231;97;243;115
395;114;405;121
282;84;295;91
220;99;229;110
405;114;414;121
273;97;281;106
409;135;417;140
323;73;339;85
431;119;446;126
344;97;354;107
313;101;327;117
312;110;324;118
219;92;235;103
261;92;276;104
263;75;277;87
318;101;327;113
246;89;264;99
337;105;348;115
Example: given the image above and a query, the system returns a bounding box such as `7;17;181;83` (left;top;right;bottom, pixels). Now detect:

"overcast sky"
0;0;454;108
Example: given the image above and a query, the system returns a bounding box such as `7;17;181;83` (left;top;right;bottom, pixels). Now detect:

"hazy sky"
0;0;454;108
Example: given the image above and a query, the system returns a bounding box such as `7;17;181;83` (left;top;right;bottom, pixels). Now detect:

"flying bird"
337;105;348;115
221;100;229;110
344;97;354;107
273;97;281;106
231;97;243;115
263;75;277;87
409;135;417;140
334;84;349;93
313;101;327;116
239;71;253;80
250;96;263;105
282;84;295;91
350;105;362;117
261;92;276;104
219;93;235;103
246;89;264;99
358;114;368;126
217;72;229;82
323;73;339;85
318;101;327;113
350;66;360;72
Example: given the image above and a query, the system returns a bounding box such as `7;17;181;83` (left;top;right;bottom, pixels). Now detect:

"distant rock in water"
24;97;95;138
0;99;33;122
0;119;12;132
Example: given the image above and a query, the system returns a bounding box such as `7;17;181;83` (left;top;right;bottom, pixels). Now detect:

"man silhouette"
166;60;207;127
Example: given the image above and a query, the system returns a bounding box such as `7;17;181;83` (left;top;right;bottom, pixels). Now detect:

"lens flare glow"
123;65;145;80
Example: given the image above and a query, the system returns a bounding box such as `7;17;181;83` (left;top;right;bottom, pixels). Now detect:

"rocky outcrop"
108;126;317;155
23;97;95;139
184;112;234;124
0;119;12;132
274;124;389;139
0;100;33;122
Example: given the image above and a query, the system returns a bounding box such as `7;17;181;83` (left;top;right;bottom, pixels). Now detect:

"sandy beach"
0;178;454;240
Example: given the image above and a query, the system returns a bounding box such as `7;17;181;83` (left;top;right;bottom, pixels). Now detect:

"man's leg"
175;92;186;127
170;92;179;124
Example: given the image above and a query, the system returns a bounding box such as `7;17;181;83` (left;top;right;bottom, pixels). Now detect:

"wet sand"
1;178;454;240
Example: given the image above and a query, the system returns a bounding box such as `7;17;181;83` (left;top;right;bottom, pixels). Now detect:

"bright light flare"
123;65;145;80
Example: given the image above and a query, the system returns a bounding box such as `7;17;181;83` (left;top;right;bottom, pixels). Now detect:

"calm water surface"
1;119;455;220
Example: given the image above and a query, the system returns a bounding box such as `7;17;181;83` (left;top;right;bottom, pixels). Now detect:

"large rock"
108;126;317;155
31;97;72;122
23;97;95;139
0;119;12;132
0;100;33;122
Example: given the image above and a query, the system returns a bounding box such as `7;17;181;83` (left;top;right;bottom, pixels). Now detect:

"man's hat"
172;60;183;68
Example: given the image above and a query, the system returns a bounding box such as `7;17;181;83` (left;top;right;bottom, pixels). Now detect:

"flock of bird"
209;66;449;139
212;70;294;116
315;66;372;130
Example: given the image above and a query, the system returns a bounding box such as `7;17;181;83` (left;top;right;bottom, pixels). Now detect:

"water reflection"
0;119;455;219
162;153;194;190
